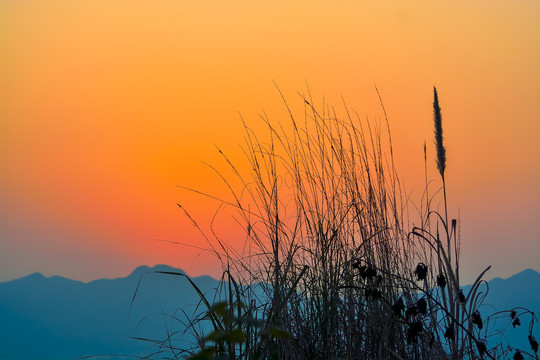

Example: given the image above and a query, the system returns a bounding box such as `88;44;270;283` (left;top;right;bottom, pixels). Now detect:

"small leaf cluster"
189;301;290;360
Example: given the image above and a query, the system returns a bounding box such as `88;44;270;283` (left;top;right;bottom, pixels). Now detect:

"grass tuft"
135;87;538;360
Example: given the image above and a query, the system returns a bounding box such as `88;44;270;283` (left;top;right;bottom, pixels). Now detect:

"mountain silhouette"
0;266;538;360
462;268;540;352
0;265;222;360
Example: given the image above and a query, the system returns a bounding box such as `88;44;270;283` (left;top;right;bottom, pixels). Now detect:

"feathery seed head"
433;87;446;178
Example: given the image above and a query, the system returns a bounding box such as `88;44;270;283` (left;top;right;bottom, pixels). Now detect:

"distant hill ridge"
0;266;538;360
0;264;221;360
9;264;187;283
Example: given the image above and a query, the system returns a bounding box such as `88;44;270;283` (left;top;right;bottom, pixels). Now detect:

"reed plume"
433;86;446;179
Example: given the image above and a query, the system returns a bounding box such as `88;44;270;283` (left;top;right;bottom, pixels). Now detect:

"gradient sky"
1;0;539;284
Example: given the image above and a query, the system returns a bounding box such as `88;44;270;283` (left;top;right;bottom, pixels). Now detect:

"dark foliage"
472;311;483;330
513;350;524;360
529;335;539;353
459;289;466;303
417;298;427;315
437;274;446;289
415;263;428;281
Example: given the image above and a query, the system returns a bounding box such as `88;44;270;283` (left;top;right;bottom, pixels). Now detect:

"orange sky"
1;0;539;284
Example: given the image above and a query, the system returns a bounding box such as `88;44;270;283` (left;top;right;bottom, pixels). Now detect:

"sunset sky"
1;0;539;285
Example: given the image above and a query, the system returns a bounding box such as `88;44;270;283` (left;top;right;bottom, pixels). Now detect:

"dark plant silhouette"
530;335;539;354
459;289;466;303
437;274;447;289
141;86;539;360
472;311;483;330
415;263;428;281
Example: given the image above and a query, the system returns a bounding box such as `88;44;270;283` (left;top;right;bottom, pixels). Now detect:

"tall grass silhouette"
141;87;537;360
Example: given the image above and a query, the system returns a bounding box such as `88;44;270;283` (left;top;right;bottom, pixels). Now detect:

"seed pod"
437;274;446;289
415;263;428;281
472;311;483;330
459;289;466;303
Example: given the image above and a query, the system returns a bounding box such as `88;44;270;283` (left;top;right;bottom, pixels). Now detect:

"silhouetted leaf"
260;326;291;339
224;329;247;344
206;330;226;342
529;335;539;353
188;347;217;360
407;321;423;344
371;288;382;299
417;298;427;315
415;263;428;281
210;302;229;317
437;274;446;288
477;340;487;356
405;305;418;319
472;311;483;330
392;298;405;316
459;289;466;303
444;324;455;341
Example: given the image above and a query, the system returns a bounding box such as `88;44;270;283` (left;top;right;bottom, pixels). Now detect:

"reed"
143;87;538;360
